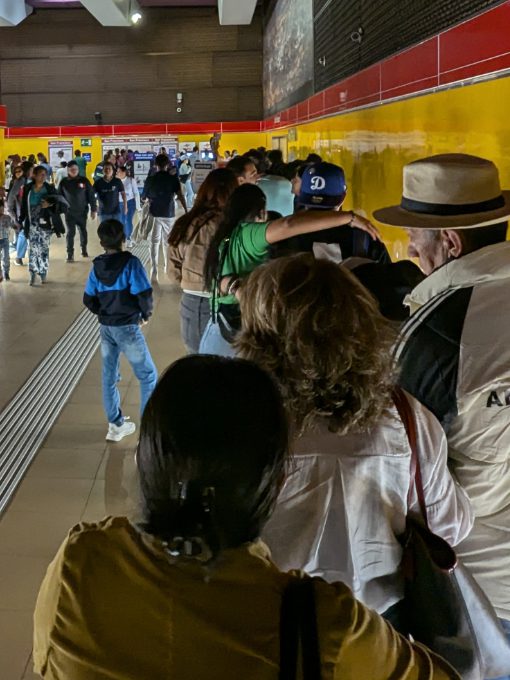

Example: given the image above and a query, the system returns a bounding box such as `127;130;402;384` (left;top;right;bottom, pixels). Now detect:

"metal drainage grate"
0;244;149;517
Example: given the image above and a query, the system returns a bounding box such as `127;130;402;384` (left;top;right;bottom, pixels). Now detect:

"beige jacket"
168;210;220;293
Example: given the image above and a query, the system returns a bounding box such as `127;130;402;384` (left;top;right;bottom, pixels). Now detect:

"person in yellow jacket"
33;355;458;680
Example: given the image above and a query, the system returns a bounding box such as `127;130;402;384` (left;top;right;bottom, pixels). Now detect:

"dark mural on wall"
263;0;314;117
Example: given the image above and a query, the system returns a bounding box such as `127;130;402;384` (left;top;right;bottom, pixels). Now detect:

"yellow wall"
266;76;510;258
5;75;510;258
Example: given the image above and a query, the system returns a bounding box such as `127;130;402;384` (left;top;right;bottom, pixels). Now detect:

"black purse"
280;576;322;680
393;388;510;680
212;237;242;344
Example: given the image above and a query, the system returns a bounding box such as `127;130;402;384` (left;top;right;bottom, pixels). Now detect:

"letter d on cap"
310;176;326;191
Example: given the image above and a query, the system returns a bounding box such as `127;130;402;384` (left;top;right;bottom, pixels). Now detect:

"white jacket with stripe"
396;240;510;619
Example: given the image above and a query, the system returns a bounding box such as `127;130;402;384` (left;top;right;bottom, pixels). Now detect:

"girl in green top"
200;184;379;356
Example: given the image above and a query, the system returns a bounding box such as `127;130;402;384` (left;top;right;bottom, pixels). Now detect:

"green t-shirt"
75;157;87;176
217;221;269;305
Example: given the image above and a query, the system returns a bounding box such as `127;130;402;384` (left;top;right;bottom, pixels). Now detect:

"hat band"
400;194;505;216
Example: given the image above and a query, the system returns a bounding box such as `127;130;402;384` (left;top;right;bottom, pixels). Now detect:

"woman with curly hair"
237;254;473;629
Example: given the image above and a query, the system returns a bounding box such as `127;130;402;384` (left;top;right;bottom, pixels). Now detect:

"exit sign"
80;139;92;146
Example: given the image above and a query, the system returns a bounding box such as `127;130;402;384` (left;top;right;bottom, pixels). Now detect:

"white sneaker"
106;418;136;442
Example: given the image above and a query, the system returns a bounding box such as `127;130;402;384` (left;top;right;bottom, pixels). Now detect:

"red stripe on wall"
3;2;510;138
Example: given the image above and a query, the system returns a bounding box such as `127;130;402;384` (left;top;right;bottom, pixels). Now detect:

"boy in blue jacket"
84;219;158;442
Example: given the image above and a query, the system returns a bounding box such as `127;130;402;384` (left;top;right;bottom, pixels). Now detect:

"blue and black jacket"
83;251;153;326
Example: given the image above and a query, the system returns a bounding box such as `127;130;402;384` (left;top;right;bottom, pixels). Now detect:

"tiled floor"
0;229;186;678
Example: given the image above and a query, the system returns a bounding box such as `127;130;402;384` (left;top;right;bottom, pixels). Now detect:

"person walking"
168;168;238;352
74;149;88;178
59;160;97;262
178;156;194;209
374;153;510;648
0;200;15;281
34;355;459;680
54;161;67;189
7;163;28;265
20;166;58;286
36;153;53;182
116;165;140;247
94;162;127;223
83;219;157;442
142;153;187;283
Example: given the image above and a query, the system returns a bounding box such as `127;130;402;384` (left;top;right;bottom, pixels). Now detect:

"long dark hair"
168;168;238;248
204;184;267;290
137;355;288;558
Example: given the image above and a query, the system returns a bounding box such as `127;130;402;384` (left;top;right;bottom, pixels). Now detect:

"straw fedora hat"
373;154;510;229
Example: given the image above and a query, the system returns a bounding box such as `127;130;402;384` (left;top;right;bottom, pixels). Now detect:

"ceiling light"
131;11;142;24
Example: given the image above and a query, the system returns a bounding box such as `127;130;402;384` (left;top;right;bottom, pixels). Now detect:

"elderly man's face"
406;228;450;275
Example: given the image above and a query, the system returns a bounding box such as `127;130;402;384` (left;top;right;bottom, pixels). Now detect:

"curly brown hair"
236;254;397;435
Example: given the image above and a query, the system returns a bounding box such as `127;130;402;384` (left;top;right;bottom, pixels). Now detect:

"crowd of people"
0;145;192;283
3;144;510;678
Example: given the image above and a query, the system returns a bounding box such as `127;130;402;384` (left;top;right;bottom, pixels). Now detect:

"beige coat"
167;210;220;293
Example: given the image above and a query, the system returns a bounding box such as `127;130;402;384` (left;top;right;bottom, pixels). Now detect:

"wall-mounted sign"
48;140;74;167
101;137;179;158
80;138;92;146
133;152;155;188
192;161;216;192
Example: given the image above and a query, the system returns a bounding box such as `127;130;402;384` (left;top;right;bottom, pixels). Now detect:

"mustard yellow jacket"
33;516;458;679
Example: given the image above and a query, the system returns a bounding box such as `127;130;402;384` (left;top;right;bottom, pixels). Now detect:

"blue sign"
134;152;154;161
82;153;92;162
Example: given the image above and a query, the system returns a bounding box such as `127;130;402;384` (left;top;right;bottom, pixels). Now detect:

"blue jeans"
0;238;9;275
491;619;510;680
100;324;158;425
16;230;28;259
181;293;211;354
122;199;136;240
198;319;236;357
99;210;123;224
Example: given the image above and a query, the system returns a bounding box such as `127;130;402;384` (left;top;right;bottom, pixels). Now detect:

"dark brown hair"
137;355;288;556
168;168;238;248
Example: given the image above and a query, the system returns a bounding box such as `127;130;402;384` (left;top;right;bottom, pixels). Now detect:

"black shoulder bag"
393;388;510;680
212;237;242;344
280;576;322;680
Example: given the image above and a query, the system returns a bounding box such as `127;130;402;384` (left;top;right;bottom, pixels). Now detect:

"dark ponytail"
137;356;288;560
204;184;267;290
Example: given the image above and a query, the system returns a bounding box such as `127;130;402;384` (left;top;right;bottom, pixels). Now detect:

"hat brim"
373;190;510;229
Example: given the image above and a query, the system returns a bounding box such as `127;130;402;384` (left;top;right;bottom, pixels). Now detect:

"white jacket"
396;241;510;618
263;394;472;614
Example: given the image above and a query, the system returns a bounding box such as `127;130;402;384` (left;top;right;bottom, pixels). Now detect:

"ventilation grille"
314;0;506;91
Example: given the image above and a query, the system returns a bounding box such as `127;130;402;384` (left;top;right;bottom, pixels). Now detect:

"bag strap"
211;237;231;324
392;388;428;527
280;577;322;680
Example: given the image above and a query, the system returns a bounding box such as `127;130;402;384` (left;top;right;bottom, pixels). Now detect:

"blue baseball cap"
299;162;347;209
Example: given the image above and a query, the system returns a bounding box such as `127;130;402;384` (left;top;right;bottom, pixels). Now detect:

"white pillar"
218;0;258;25
0;0;32;27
